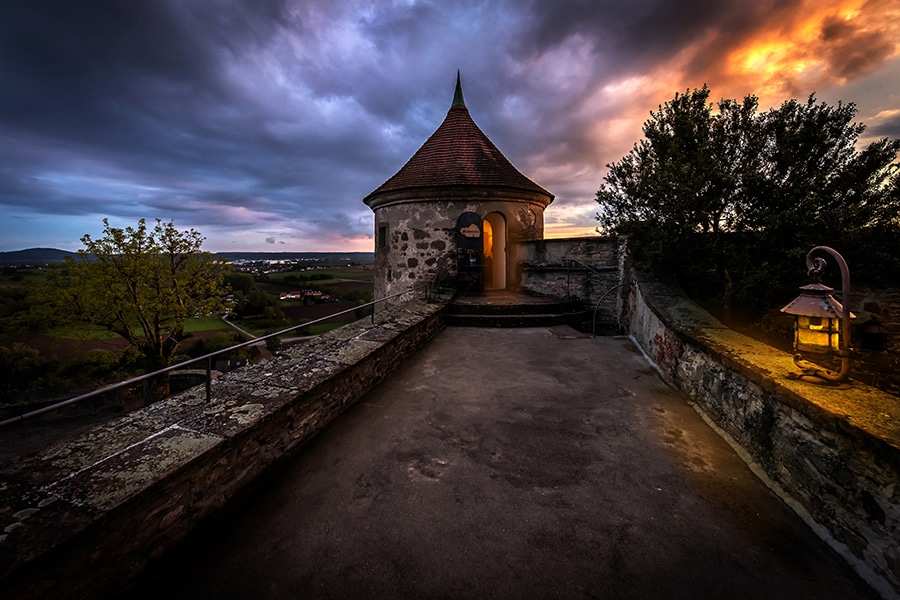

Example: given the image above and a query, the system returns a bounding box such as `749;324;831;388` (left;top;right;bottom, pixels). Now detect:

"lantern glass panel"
794;316;841;353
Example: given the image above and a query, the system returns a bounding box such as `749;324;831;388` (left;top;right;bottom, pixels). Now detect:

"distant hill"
0;248;78;266
0;248;374;267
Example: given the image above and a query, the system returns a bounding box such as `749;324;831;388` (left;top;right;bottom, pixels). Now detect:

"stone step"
446;311;588;328
447;291;591;328
447;300;580;316
449;291;581;311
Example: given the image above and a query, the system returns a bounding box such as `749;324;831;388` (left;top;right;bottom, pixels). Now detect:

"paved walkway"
135;326;878;599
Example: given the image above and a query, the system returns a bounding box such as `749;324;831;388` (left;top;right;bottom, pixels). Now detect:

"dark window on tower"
377;225;387;249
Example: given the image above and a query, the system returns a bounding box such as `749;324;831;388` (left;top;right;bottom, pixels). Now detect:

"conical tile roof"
364;74;552;205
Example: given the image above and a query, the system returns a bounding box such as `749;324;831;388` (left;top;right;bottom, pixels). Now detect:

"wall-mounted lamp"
780;246;854;385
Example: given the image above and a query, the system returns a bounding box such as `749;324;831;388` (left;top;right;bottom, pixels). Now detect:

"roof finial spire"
452;70;465;107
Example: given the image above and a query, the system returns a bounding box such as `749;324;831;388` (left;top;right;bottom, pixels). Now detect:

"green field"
257;278;369;293
184;316;232;334
41;315;232;342
0;268;48;285
45;322;120;341
262;268;373;288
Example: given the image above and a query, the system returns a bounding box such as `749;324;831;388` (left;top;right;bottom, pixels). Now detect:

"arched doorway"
455;212;483;294
483;212;507;290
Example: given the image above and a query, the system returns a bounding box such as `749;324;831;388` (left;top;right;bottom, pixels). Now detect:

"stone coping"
0;299;446;594
520;262;619;271
637;274;900;460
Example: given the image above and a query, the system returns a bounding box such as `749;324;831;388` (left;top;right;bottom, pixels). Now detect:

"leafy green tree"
224;272;254;295
0;286;32;334
597;87;900;314
231;288;282;320
0;343;44;400
45;218;229;399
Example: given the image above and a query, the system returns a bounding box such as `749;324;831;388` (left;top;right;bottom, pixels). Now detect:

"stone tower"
363;73;554;301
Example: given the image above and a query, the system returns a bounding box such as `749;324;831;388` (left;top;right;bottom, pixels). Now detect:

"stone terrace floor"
134;325;880;599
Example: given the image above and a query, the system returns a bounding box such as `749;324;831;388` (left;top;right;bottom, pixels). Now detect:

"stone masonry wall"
626;271;900;599
373;198;547;304
0;300;447;599
374;203;457;302
517;237;626;327
851;285;900;396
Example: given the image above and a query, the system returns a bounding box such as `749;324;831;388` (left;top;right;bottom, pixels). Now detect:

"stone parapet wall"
851;285;900;396
626;271;900;599
0;300;447;599
517;237;625;327
853;285;900;350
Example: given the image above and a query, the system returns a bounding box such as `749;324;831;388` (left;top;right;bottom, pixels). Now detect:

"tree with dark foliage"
597;86;900;314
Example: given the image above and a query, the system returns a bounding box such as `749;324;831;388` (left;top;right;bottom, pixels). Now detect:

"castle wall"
516;237;626;329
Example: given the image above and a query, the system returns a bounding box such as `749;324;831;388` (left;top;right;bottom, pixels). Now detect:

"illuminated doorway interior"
483;212;507;290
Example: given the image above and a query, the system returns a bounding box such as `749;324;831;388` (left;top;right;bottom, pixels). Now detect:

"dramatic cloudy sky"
1;0;898;252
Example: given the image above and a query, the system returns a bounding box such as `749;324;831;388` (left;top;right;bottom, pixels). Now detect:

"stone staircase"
447;291;589;328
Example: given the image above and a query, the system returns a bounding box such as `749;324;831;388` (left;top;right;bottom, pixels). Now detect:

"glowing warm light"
544;224;599;239
741;43;789;74
722;0;900;104
874;108;900;119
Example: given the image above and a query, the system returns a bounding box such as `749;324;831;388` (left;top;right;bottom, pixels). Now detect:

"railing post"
142;379;150;407
206;356;212;403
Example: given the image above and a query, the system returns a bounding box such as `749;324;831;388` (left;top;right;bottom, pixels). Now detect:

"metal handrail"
0;283;428;427
561;257;618;278
592;282;632;338
558;257;632;336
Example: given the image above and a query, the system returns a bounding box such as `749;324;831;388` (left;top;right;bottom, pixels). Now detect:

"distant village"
278;289;337;303
220;256;371;276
